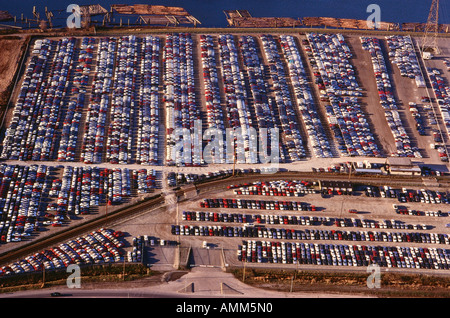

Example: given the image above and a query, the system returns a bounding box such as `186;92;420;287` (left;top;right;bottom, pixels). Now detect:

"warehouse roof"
387;157;421;174
387;157;413;166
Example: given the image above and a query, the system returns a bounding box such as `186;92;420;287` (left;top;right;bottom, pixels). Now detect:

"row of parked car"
0;163;157;245
133;169;157;194
3;38;53;160
361;36;420;158
239;35;284;161
229;179;419;199
0;165;49;243
33;38;77;162
52;166;133;219
136;36;161;165
47;166;155;220
407;102;427;136
56;93;85;161
306;33;381;157
366;185;450;204
164;33;202;167
426;67;450;161
106;35;138;164
394;206;447;217
1;38;77;162
81;37;117;164
57;38;94;161
386;35;425;88
385;36;436;155
3;35;163;165
98;35;161;166
230;179;315;197
200;198;317;211
0;228;125;276
26;35;162;165
73;36;95;88
259;34;307;161
199;34;225;165
277;34;333;158
167;171;197;187
128;235;171;262
174;223;449;246
238;240;450;269
167;168;271;188
181;210;429;231
200;35;224;130
218;34;257;164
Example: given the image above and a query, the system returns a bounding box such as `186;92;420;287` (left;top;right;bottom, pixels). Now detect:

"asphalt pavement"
0;266;370;298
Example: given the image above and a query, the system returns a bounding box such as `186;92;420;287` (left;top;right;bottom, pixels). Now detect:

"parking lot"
0;31;449;277
1;228;126;276
0;163;159;254
168;179;450;272
2;33;450;165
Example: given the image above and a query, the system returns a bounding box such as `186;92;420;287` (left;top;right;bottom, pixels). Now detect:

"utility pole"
290;272;294;292
291;260;299;292
41;266;45;288
242;257;246;282
123;255;126;281
232;142;237;177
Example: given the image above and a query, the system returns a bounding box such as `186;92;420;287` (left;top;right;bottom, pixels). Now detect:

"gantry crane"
421;0;440;56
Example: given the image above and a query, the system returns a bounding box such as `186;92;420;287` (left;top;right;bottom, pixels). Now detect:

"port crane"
421;0;440;56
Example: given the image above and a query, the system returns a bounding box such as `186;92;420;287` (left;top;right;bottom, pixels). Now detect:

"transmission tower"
421;0;440;55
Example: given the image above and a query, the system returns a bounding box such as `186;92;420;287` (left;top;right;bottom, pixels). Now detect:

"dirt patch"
230;268;450;297
0;36;27;105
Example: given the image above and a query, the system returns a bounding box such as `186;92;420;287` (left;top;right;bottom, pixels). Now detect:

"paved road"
0;267;370;298
2;155;447;172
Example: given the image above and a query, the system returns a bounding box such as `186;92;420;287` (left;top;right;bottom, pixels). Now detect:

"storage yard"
0;28;449;287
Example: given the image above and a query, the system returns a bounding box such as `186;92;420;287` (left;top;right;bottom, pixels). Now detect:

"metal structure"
79;4;109;28
421;0;440;54
111;4;200;27
44;7;53;28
